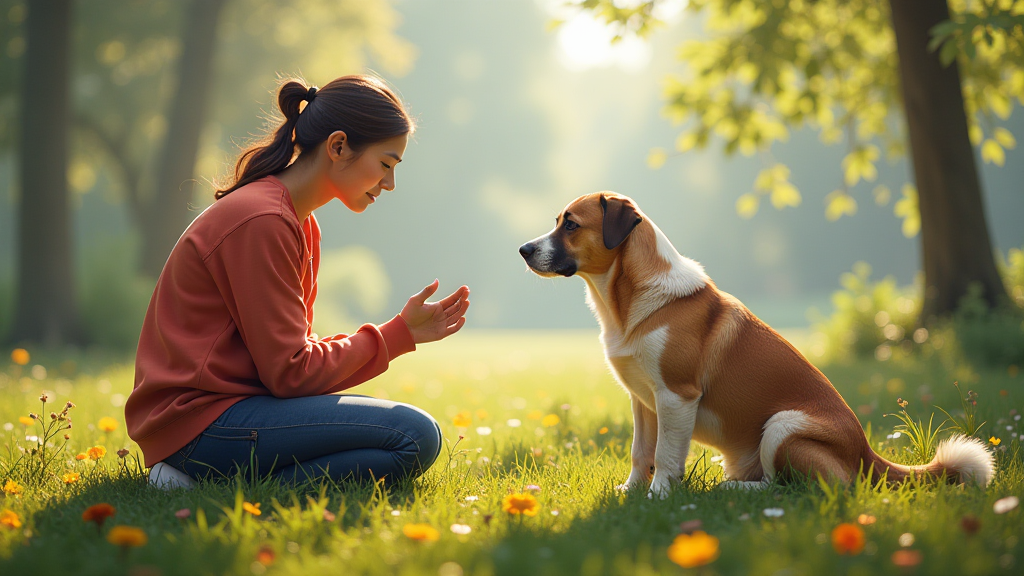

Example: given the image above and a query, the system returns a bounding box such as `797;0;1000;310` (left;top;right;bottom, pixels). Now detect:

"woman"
126;75;469;489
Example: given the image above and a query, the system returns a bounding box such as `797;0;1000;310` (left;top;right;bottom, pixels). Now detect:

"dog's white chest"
603;326;669;411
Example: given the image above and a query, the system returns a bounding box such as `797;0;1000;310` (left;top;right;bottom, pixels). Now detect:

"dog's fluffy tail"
867;434;995;487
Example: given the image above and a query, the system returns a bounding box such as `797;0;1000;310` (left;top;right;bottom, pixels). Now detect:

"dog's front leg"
649;388;700;499
618;394;658;491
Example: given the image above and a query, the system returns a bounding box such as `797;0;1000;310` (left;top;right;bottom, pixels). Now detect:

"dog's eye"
564;219;579;231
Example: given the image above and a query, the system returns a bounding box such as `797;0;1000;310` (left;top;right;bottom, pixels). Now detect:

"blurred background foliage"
0;0;1021;368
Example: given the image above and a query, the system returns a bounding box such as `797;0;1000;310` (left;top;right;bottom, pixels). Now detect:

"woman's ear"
326;130;349;161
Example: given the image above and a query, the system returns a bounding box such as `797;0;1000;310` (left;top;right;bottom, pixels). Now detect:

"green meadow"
0;331;1022;576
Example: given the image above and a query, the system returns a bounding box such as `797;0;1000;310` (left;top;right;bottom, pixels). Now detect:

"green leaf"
993;127;1016;149
825;192;857;221
646;147;667;169
770;181;801;209
894;184;920;238
736;193;760;219
981;139;1006;166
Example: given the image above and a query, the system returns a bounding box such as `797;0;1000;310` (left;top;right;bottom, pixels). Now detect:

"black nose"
519;243;536;259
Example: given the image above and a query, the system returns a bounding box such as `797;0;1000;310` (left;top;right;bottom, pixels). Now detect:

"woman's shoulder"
182;178;301;253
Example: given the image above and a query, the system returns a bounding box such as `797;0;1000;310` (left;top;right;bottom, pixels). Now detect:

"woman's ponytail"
215;75;413;199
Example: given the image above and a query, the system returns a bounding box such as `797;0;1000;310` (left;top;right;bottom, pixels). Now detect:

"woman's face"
328;133;409;213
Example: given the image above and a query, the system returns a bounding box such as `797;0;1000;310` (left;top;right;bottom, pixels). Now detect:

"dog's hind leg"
771;436;852;484
618;394;658;491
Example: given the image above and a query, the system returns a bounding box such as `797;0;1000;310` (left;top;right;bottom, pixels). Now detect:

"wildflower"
87;446;106;460
831;523;865;555
666;530;720;568
403;523;440;541
525;484;541;492
897;398;908;409
465;496;479;502
106;525;148;547
242;502;261;516
507;419;522;428
98;417;118;432
452;412;471;428
1;509;22;529
502;492;540;516
322;510;336;522
599;426;609;434
49;412;56;420
891;549;922;567
857;514;876;525
993;496;1019;514
898;533;915;547
62;473;80;485
256;545;275;565
63;434;70;440
2;479;23;497
10;348;29;365
475;409;489;420
960;515;981;536
82;503;116;528
117;448;129;458
476;426;492;436
526;410;543;421
28;413;38;420
990;437;1001;446
679;519;704;534
175;509;191;520
541;414;560;427
763;508;784;517
75;453;87;461
18;416;33;426
39;394;48;403
450;523;472;535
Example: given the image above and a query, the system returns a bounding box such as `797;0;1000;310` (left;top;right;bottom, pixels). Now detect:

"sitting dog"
519;192;994;497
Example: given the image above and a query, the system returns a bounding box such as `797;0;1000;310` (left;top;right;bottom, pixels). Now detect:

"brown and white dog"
519;192;994;497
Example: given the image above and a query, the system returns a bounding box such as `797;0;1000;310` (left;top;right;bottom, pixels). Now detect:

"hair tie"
304;86;318;103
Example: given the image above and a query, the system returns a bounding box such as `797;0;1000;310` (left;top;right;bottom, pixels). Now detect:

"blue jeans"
163;395;443;484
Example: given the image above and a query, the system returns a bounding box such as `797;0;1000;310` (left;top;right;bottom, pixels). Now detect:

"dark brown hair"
215;75;414;199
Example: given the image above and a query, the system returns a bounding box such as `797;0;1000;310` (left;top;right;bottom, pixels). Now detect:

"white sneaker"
149;462;196;490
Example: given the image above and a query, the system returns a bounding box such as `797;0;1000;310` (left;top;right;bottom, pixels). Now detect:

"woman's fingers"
412;279;440;305
437;285;469;309
444;316;467;337
444;298;470;321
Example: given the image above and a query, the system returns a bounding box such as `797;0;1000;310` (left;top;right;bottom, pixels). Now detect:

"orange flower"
856;514;876;525
502;492;540;516
106;525;148;547
62;472;80;485
3;480;23;496
831;523;866;555
667;531;720;568
10;348;29;365
242;502;262;516
452;412;472;428
598;426;609;435
98;417;118;433
0;509;22;529
18;416;34;427
891;549;922;567
75;453;88;461
87;446;106;460
256;545;276;565
541;414;560;427
82;503;116;527
403;523;440;541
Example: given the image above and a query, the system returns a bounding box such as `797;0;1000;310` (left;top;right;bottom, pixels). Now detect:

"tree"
12;0;80;345
576;0;1019;320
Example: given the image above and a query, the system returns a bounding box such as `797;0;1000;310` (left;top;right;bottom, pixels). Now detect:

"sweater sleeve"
205;215;415;398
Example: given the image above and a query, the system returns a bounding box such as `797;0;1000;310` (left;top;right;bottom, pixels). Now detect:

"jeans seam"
210;422;424;454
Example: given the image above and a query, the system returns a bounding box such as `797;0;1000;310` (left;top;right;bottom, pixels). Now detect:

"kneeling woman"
126;75;469;488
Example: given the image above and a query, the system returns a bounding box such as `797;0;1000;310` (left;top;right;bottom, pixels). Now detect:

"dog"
519;192;994;497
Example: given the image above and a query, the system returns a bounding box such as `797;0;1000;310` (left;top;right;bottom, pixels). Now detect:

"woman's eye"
381;162;392;170
564;220;579;231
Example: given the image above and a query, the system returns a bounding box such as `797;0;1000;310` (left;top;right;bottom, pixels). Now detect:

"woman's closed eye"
381;162;392;170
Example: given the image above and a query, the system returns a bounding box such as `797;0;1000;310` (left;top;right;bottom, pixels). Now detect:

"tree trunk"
11;0;80;346
140;0;227;278
889;0;1008;321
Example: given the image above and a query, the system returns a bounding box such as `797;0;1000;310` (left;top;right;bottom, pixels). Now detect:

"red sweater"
126;176;415;467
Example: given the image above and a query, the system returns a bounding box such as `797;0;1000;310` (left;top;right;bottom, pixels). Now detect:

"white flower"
763;508;785;517
465;496;479;502
551;510;559;516
390;510;401;516
993;496;1019;515
2;423;12;431
680;503;696;510
738;513;751;521
898;533;915;547
450;524;472;535
507;419;522;428
476;426;492;436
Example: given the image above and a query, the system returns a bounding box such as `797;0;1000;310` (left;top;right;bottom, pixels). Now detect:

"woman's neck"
275;155;331;222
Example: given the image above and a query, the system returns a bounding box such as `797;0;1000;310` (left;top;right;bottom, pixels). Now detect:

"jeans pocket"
187;426;259;478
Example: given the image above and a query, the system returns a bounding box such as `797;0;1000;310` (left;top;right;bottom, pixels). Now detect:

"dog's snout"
519;243;537;259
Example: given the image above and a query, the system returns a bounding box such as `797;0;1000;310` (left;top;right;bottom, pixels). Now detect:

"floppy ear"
601;195;643;250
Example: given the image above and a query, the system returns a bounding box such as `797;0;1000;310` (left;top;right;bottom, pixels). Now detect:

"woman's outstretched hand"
400;280;470;344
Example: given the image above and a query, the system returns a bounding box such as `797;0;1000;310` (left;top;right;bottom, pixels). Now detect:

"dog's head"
519;192;643;278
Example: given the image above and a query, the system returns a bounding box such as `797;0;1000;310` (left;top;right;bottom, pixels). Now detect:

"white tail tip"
933;434;995;487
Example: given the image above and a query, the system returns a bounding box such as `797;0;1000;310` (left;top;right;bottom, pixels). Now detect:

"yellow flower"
87;446;106;460
831;523;866;555
18;416;34;427
0;509;22;529
541;414;560;427
526;410;543;420
452;412;472;428
403;523;440;541
2;480;23;496
667;530;720;568
502;492;540;516
63;473;80;485
106;525;148;547
242;502;262;516
475;409;489;420
990;437;1001;446
10;348;29;365
599;426;609;435
98;417;118;433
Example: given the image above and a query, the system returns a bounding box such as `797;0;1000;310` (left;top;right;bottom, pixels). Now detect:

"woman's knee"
394;404;442;474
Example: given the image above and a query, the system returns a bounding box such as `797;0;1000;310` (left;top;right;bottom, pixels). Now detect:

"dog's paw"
718;479;769;491
648;477;673;499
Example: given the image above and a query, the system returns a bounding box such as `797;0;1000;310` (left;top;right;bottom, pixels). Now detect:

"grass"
0;330;1022;575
